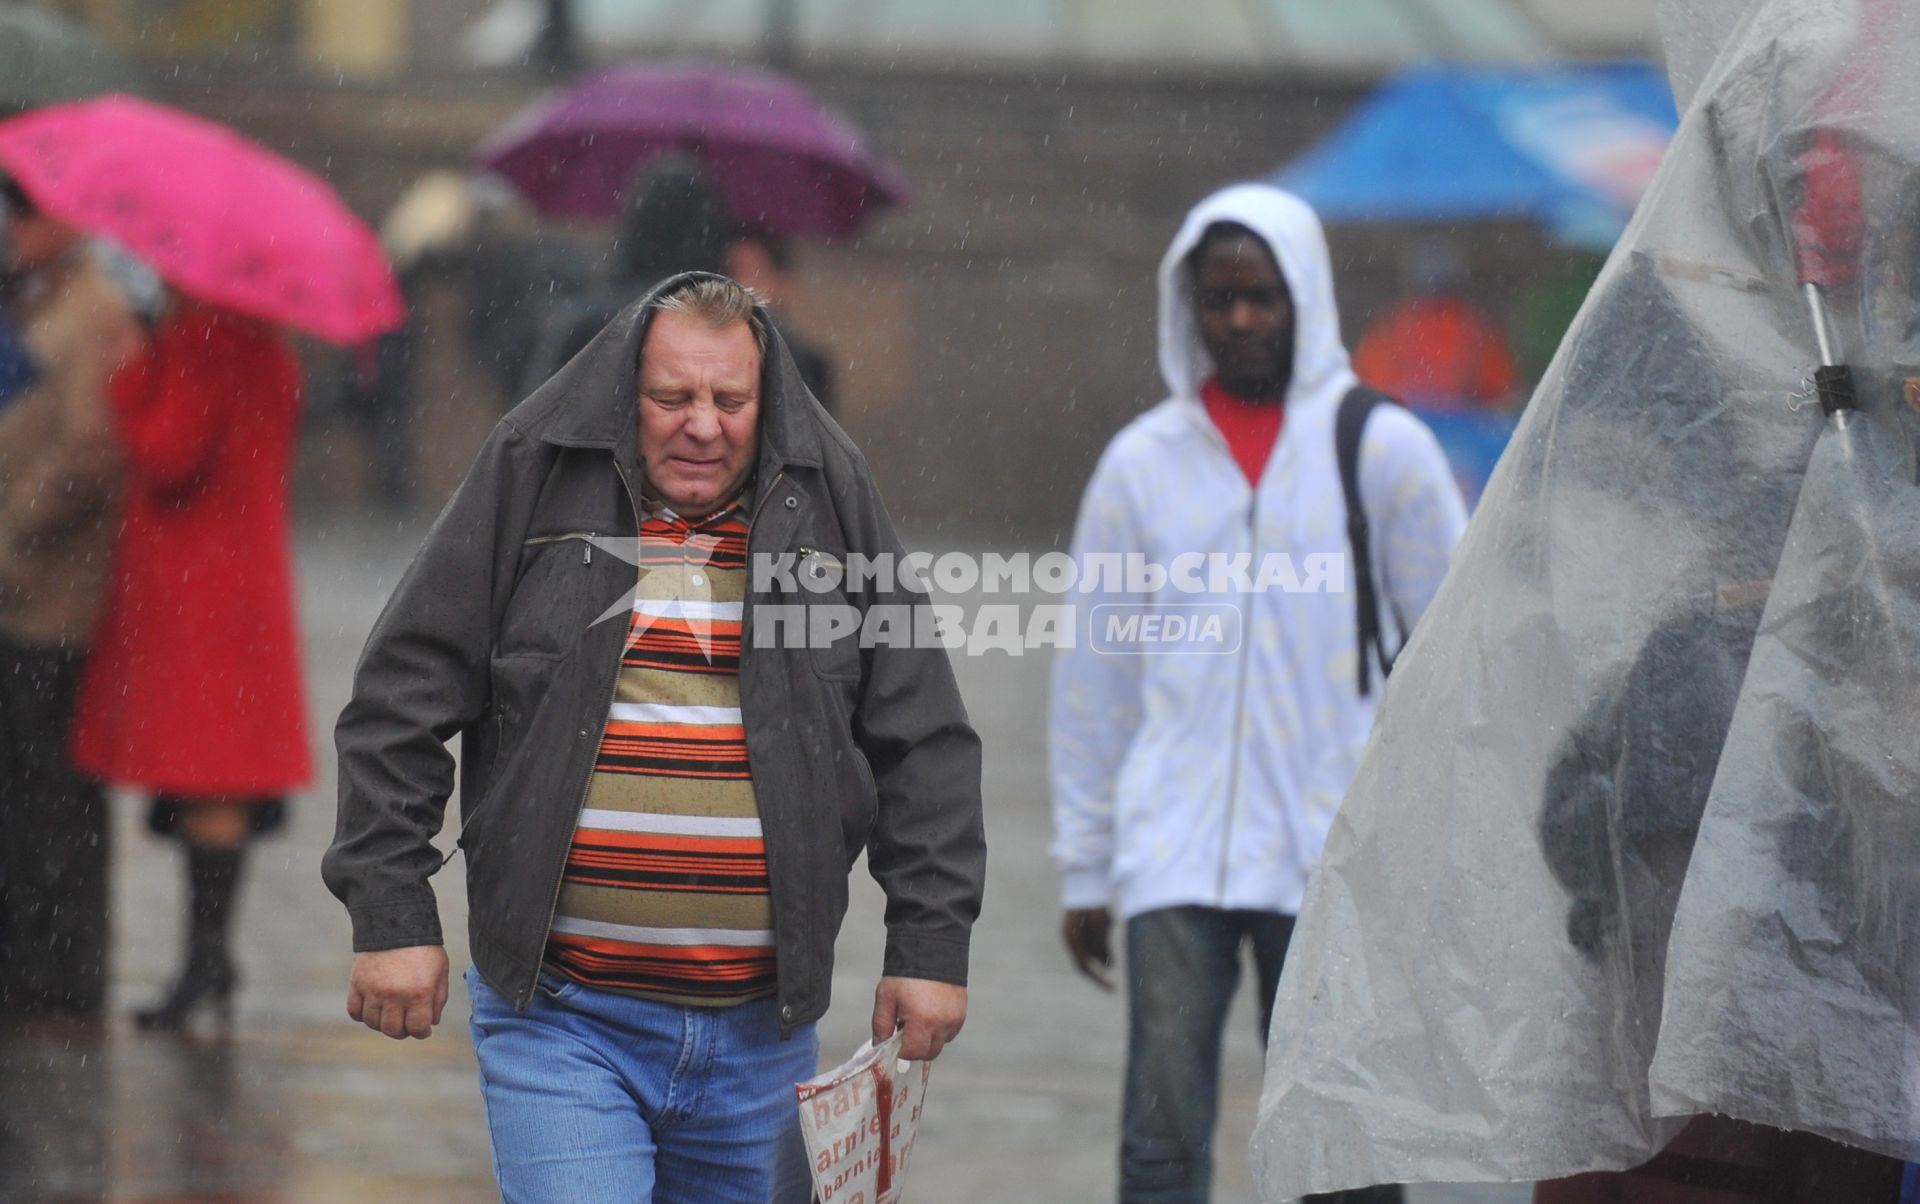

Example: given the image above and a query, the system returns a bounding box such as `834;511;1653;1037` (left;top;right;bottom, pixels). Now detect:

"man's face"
636;310;762;516
1192;233;1295;399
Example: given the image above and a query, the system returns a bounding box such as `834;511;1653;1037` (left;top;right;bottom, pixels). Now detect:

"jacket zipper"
1217;490;1258;904
523;531;600;564
739;471;789;649
794;545;841;587
523;481;642;1008
741;471;791;1032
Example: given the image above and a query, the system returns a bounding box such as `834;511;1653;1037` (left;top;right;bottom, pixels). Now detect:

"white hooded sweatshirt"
1049;184;1468;919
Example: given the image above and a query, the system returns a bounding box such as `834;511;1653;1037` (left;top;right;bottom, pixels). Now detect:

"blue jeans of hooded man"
466;965;818;1203
1120;908;1404;1204
1121;906;1295;1204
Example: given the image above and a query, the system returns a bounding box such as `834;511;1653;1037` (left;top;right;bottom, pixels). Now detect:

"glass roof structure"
543;0;1562;73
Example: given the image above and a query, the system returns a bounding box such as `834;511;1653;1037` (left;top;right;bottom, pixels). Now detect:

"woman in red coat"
73;295;311;1027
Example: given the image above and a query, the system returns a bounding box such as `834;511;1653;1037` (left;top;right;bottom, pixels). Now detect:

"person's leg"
136;799;258;1028
0;636;35;1013
1247;909;1297;1046
0;639;109;1016
1121;906;1243;1204
651;995;818;1204
467;967;658;1203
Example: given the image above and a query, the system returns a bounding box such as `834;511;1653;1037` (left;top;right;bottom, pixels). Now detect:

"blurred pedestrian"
0;227;35;405
726;223;836;412
326;274;983;1201
325;173;465;516
71;292;312;1029
1352;242;1519;410
334;173;523;512
460;174;594;406
0;311;35;408
374;171;593;417
517;153;730;398
0;178;141;1018
1050;184;1466;1202
335;321;415;513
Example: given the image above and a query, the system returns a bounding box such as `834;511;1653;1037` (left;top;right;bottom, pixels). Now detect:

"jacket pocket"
794;545;863;683
459;651;561;859
498;533;616;661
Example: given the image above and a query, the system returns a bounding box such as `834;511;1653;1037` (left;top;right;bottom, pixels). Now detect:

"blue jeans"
467;966;818;1203
1121;906;1295;1204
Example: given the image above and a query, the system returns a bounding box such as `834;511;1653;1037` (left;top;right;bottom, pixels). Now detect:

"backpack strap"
1336;384;1398;697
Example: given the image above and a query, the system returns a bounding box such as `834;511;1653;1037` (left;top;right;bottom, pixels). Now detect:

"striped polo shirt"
543;490;777;1006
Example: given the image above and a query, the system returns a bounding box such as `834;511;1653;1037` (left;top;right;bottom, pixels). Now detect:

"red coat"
72;304;311;796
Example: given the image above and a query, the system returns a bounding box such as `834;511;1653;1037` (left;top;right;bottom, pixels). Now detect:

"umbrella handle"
1803;284;1858;419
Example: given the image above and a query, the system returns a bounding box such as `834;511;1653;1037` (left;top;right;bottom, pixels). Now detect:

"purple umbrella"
476;62;909;238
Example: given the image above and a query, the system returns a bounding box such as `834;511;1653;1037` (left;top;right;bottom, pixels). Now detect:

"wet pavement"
2;515;1531;1203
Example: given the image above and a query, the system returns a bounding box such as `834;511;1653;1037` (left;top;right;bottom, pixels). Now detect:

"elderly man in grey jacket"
324;273;984;1201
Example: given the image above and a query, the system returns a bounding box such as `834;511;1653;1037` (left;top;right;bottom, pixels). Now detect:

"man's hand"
871;977;967;1061
347;945;449;1040
1062;908;1115;991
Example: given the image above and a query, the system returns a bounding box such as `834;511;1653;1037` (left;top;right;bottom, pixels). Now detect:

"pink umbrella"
0;95;402;344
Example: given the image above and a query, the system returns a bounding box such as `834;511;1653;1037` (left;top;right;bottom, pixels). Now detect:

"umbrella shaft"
1804;282;1838;366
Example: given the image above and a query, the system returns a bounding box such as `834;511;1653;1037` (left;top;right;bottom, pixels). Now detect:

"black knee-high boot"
135;842;244;1030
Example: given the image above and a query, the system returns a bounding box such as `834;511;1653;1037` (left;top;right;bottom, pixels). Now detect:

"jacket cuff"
882;928;971;987
1060;866;1110;910
348;898;445;952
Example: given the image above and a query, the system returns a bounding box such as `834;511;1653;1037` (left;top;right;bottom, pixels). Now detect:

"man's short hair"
652;275;771;357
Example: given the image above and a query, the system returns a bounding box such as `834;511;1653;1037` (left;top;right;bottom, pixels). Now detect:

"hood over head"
611;153;732;284
513;270;827;485
1157;182;1356;407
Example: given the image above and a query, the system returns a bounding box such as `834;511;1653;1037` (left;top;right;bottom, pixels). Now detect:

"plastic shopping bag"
795;1030;931;1204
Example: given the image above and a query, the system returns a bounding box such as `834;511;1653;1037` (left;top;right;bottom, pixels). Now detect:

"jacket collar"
527;271;825;479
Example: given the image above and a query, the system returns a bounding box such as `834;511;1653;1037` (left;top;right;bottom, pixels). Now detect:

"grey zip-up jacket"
323;273;985;1028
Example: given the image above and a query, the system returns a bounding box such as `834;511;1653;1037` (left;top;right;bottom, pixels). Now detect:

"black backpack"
1335;384;1408;698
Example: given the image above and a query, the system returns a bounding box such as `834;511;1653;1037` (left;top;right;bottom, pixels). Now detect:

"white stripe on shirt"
607;702;743;727
575;809;764;838
633;599;743;621
549;915;775;947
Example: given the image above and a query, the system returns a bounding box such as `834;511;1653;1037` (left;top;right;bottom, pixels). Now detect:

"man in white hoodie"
1050;184;1467;1201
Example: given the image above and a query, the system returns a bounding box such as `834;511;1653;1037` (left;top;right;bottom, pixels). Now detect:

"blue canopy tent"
1272;63;1680;503
1273;62;1679;247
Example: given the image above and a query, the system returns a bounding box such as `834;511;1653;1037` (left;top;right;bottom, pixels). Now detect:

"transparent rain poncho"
1253;0;1920;1195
